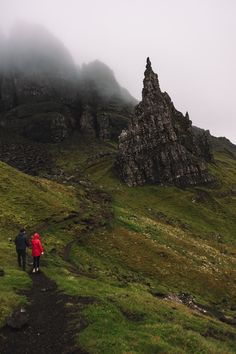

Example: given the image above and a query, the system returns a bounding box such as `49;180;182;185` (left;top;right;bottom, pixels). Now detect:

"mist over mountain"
6;23;76;78
0;23;136;145
0;22;234;150
0;23;79;109
79;60;137;105
0;30;6;72
0;23;136;106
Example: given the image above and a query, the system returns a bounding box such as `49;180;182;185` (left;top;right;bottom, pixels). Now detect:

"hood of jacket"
33;233;40;240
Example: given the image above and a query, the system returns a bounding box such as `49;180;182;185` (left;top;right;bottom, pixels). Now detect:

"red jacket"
31;233;43;257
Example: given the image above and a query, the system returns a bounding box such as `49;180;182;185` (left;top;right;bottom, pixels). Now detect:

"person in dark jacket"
15;228;29;271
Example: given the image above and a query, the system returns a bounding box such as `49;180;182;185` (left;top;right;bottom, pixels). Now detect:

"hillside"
1;135;236;353
49;137;236;353
0;159;108;328
0;25;236;354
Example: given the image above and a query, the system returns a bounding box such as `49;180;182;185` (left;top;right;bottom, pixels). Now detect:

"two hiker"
15;229;44;273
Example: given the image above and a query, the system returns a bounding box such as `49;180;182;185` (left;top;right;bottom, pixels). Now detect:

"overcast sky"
1;0;236;143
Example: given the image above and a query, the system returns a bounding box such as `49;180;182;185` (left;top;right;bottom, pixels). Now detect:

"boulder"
6;308;29;329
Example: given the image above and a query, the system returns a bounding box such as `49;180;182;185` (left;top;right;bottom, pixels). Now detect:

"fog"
1;0;236;142
1;23;76;77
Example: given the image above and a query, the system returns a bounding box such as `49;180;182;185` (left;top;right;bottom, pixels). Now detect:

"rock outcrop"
116;58;214;187
0;102;74;143
79;102;133;141
0;130;52;175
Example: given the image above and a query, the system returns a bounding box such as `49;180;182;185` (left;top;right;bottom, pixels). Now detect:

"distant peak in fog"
82;60;115;75
1;22;136;102
9;21;73;61
0;22;136;105
10;21;55;38
4;22;76;78
80;60;137;104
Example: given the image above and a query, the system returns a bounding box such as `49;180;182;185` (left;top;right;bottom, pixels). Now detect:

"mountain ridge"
0;23;135;144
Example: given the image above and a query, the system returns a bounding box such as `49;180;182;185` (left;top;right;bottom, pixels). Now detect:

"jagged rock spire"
116;59;214;187
142;57;160;101
146;57;152;69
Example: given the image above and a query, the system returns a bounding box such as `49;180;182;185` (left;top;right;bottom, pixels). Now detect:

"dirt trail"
0;272;87;354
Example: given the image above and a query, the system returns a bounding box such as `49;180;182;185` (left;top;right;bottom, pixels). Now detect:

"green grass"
1;138;236;353
42;138;236;353
0;160;83;325
46;253;236;354
0;161;81;233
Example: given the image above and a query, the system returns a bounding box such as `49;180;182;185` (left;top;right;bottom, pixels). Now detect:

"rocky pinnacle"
116;58;214;187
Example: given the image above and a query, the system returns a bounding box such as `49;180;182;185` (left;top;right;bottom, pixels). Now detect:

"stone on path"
6;309;29;330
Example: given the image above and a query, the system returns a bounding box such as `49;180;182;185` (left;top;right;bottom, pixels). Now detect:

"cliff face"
0;24;78;143
0;24;135;144
77;60;136;140
116;58;214;187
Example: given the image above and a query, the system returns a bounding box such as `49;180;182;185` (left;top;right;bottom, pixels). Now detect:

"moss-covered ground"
1;136;236;353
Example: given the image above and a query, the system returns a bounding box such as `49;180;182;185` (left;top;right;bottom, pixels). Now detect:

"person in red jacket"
31;233;44;273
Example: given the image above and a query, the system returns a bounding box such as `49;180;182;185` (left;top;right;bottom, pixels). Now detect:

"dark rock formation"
1;102;74;143
191;126;214;162
0;23;78;143
77;61;136;140
116;58;214;187
0;24;135;144
193;126;236;158
0;129;52;175
78;101;133;141
80;105;97;138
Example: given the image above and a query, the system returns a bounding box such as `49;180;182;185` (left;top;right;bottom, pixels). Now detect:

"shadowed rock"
6;309;29;330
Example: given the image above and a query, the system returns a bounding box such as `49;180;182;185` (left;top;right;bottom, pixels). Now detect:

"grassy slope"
45;137;236;353
0;160;83;326
1;137;236;353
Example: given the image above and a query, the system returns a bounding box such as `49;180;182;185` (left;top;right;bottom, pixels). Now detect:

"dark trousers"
17;249;26;270
33;256;40;269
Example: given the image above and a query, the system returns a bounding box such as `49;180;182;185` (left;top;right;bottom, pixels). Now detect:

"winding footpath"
0;272;87;354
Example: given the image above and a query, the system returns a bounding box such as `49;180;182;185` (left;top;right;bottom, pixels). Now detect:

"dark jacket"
15;232;29;250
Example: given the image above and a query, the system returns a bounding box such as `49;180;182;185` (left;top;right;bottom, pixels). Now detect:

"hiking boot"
32;268;36;273
36;268;39;272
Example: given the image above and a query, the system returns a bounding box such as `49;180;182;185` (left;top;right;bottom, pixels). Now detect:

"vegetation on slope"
1;136;236;353
46;136;236;353
0;160;84;326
